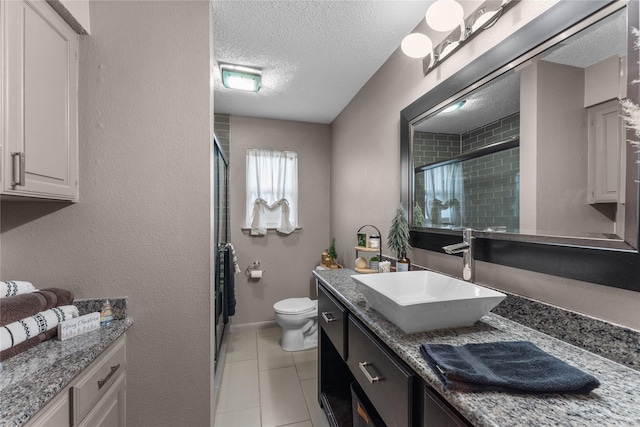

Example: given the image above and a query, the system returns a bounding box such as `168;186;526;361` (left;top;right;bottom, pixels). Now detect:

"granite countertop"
314;268;640;427
0;303;132;427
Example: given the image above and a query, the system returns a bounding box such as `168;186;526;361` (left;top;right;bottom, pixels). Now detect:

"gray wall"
330;1;640;330
229;115;331;325
521;60;615;236
1;1;213;425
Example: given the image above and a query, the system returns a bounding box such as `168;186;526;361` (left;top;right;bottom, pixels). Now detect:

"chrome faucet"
443;229;474;282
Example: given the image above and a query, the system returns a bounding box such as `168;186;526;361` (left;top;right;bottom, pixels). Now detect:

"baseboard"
229;320;279;333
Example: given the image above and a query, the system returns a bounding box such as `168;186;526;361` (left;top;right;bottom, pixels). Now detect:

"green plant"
388;205;410;257
328;238;338;262
370;256;379;262
413;203;427;227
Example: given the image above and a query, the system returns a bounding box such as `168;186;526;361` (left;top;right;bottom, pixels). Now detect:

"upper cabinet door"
2;0;79;201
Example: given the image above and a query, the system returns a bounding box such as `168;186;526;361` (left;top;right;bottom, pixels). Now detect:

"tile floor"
215;326;330;427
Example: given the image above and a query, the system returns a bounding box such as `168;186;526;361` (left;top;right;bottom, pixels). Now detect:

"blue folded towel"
420;341;600;394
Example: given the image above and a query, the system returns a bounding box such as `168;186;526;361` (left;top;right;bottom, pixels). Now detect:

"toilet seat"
274;297;316;314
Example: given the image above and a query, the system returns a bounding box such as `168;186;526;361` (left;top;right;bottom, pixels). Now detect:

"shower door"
213;133;229;367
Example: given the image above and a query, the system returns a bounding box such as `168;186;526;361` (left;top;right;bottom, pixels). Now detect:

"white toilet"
273;297;318;351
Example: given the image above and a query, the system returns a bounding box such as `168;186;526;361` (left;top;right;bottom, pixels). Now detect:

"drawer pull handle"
98;363;121;389
358;361;382;384
321;311;336;323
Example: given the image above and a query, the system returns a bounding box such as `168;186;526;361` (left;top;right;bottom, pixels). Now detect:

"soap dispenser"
100;300;114;326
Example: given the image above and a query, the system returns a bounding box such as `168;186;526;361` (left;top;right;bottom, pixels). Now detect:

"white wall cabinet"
24;334;127;427
1;0;79;201
587;99;625;204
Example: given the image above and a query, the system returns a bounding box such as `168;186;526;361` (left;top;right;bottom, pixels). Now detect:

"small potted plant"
369;256;379;272
388;205;411;271
328;238;342;269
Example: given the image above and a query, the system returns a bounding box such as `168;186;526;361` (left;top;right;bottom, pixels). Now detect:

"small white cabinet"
587;99;625;204
1;0;79;201
24;334;127;427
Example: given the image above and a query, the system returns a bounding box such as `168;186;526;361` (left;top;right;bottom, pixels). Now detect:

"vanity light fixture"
426;0;464;32
220;64;262;92
401;0;515;75
401;33;433;59
442;100;466;113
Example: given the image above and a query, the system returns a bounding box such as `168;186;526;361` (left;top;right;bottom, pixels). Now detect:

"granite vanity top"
314;268;640;427
0;300;132;427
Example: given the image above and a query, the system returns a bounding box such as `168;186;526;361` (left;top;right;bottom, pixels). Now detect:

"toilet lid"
274;297;316;314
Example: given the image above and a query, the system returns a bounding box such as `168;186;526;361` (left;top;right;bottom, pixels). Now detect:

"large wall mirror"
401;0;640;291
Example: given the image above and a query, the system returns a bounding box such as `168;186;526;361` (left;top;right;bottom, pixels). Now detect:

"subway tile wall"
412;113;520;231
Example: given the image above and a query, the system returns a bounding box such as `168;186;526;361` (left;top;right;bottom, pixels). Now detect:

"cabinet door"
423;386;469;427
24;386;71;427
588;100;624;204
318;285;347;359
3;0;78;200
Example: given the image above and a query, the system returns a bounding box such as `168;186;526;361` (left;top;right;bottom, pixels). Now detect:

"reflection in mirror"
411;6;629;241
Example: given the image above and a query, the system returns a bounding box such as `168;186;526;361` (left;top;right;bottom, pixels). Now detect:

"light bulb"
401;33;433;59
426;0;464;32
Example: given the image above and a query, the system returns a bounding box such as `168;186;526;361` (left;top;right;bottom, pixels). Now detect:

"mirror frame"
401;0;640;292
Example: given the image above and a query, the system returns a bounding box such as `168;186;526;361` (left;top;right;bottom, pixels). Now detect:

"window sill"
241;227;302;235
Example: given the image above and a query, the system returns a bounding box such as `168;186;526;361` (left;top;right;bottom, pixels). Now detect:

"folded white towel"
1;281;37;298
0;305;79;351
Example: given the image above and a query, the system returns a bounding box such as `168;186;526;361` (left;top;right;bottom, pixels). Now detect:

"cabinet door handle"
98;363;121;389
358;361;382;384
11;152;25;187
321;311;336;323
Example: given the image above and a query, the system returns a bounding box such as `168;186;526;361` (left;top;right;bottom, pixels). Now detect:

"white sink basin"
351;271;506;333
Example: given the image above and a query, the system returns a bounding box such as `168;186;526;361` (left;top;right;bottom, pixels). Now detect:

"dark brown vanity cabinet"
318;282;470;427
319;285;348;359
348;316;415;426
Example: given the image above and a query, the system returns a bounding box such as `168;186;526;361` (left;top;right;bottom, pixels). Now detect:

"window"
246;149;298;235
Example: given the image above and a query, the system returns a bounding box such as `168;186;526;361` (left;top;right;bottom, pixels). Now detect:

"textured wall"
1;1;213;425
229;115;331;325
330;0;640;329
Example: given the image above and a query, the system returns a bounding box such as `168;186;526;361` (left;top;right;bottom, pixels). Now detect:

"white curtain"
424;163;465;227
246;149;298;236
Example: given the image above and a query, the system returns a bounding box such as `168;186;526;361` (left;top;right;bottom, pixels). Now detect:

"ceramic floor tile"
257;333;294;371
280;422;313;427
216;359;260;413
214;407;261;427
292;349;318;381
300;378;330;427
259;366;310;427
225;329;258;363
258;326;282;337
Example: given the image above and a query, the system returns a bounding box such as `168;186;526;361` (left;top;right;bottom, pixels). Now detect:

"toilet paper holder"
245;261;265;277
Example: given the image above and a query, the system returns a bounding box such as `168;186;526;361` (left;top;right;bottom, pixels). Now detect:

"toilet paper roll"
250;270;263;279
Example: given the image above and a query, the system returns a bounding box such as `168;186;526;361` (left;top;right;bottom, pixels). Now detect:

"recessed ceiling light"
220;64;261;92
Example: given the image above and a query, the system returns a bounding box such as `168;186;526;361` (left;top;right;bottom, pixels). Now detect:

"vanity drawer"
348;316;414;426
71;335;126;424
318;284;347;359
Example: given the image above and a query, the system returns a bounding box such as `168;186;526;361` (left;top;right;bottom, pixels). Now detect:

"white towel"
1;281;37;298
228;244;242;274
0;305;79;351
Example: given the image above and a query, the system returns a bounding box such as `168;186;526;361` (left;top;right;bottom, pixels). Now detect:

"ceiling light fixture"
442;100;466;113
220;64;262;92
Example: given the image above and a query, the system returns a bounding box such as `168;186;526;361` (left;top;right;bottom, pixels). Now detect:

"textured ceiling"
213;1;433;124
